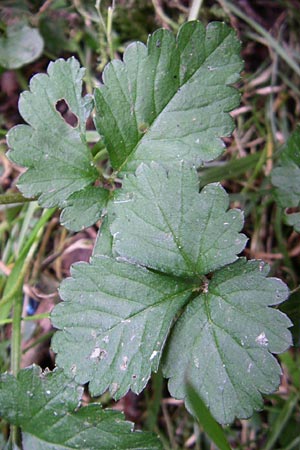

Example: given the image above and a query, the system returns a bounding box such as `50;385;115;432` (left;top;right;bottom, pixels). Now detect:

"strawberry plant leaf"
162;259;292;424
284;212;300;233
0;23;44;69
271;127;300;232
94;21;242;173
6;57;101;226
51;256;193;398
92;216;114;258
60;186;109;231
111;163;247;277
0;365;162;449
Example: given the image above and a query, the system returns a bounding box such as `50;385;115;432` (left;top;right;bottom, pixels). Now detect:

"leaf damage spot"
120;356;128;371
55;98;79;128
89;347;107;360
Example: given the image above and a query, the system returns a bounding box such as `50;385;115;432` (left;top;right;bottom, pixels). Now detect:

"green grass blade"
263;392;299;450
221;0;300;77
0;208;55;320
186;383;232;450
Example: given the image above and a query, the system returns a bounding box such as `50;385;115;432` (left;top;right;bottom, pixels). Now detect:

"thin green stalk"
106;3;115;61
22;330;55;354
145;369;164;431
219;0;300;77
0;192;35;205
240;146;267;194
11;290;23;376
188;0;204;21
274;206;295;284
281;436;300;450
16;202;39;257
0;312;50;326
198;151;260;187
263;393;299;450
15;69;28;90
0;208;56;319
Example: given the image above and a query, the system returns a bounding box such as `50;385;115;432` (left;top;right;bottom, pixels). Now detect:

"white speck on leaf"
255;332;268;346
247;362;253;373
150;350;158;361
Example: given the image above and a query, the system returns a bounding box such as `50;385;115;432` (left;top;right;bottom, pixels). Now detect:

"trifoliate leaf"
111;163;247;277
60;185;109;231
271;127;300;232
0;23;44;69
51;256;193;399
6;58;101;226
94;21;242;173
0;366;162;450
163;259;292;424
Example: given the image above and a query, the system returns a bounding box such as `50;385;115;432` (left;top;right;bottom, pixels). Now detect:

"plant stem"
11;290;23;376
0;192;35;205
188;0;204;21
0;312;50;326
106;3;115;61
274;206;296;285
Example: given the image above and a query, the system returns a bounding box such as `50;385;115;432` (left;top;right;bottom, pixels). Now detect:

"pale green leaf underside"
94;21;242;173
111;163;247;277
0;24;44;69
163;259;292;424
0;366;161;450
51;256;192;399
6;58;99;218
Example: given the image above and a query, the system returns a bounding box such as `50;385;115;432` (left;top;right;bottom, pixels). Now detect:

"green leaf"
6;57;101;227
51;256;192;399
111;163;247;277
0;23;44;69
0;366;162;450
94;21;242;173
186;383;232;450
162;259;292;424
60;186;109;231
271;127;300;232
284;212;300;233
92;215;114;258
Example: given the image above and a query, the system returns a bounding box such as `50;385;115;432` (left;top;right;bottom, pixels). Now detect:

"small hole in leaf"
286;206;300;214
55;99;79;127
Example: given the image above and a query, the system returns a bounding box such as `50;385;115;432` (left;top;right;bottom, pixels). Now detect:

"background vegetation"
0;0;300;448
